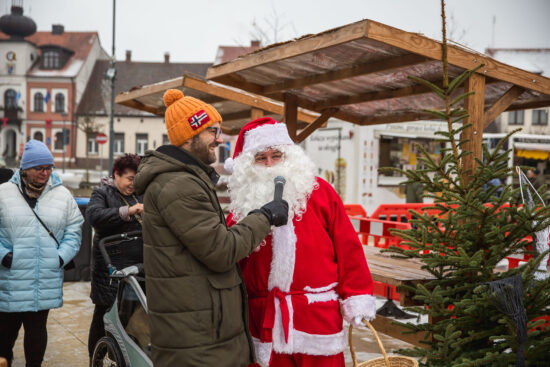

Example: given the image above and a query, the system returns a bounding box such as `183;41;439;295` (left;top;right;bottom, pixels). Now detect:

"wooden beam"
461;73;486;179
117;99;163;116
291;94;365;125
250;107;264;120
316;78;501;109
319;84;434;109
295;108;338;142
360;111;437;126
115;77;184;105
366;20;550;96
220;110;254;122
284;93;298;141
370;315;429;348
208;74;265;95
263;54;429;94
502;99;550;112
207;21;370;80
181;74;320;124
484;86;525;128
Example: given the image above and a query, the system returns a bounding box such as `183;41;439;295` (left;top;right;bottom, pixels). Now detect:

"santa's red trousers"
250;352;344;367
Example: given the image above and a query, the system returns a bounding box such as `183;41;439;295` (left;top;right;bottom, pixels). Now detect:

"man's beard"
190;135;217;165
227;145;318;222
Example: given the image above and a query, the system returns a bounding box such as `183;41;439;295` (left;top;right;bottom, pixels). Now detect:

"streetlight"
107;0;116;173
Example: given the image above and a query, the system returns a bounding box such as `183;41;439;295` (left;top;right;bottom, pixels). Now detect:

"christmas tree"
382;1;550;365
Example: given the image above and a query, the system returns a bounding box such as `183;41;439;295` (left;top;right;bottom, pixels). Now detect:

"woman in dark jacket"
86;153;143;358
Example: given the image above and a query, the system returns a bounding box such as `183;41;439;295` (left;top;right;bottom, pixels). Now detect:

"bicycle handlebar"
97;230;142;275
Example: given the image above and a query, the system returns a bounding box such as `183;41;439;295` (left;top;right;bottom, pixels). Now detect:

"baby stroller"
91;231;153;367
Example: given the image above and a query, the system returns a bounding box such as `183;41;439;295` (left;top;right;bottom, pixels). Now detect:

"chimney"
250;40;260;48
164;52;170;64
51;24;64;35
125;50;132;62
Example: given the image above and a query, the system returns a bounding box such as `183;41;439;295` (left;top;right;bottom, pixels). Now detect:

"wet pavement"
11;282;415;366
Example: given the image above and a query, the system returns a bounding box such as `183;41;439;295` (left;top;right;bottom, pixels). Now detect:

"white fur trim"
243;123;294;154
272;295;347;355
304;282;338;293
224;157;234;173
306;290;338;304
252;337;272;367
268;222;296;292
341;294;377;323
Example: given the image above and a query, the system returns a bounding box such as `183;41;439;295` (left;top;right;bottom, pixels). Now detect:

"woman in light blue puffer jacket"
0;140;83;367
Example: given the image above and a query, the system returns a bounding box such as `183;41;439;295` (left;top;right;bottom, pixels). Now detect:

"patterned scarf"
21;172;47;199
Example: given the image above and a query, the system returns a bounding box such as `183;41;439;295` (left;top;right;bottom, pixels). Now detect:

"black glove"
1;252;13;269
250;200;289;227
59;256;64;268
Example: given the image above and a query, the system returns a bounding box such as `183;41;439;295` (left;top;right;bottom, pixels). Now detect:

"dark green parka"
134;145;271;367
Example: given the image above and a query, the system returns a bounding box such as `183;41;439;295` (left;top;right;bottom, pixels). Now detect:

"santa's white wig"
227;144;318;222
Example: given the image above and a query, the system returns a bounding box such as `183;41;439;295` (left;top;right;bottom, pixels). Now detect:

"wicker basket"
349;320;418;367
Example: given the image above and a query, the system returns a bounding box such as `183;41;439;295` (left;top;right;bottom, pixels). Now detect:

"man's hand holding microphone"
249;176;289;227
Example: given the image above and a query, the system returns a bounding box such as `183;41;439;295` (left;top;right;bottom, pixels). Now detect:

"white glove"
351;316;366;328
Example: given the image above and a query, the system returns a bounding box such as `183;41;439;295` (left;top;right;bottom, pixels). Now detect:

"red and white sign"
95;133;108;145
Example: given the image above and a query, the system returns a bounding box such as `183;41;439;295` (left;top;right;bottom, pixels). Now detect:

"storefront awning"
516;149;550;160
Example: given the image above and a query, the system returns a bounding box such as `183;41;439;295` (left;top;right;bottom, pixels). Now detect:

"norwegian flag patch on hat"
188;110;210;130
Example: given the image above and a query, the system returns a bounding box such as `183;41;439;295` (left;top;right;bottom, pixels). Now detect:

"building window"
54;93;65;113
88;135;99;155
34;92;44;112
162;134;170;145
43;51;60;69
33;131;44;142
378;136;442;185
508;110;524;125
136;134;148;156
532;109;548;125
4;89;16;109
54;130;64;151
114;133;125;154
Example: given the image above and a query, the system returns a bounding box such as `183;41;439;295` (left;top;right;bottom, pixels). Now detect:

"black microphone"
274;176;286;201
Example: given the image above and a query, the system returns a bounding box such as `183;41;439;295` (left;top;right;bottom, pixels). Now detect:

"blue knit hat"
20;140;54;170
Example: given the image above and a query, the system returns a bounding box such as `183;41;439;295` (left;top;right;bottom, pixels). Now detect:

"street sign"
95;133;108;145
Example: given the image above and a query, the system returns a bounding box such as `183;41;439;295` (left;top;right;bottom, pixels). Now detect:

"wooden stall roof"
206;19;550;127
114;72;320;135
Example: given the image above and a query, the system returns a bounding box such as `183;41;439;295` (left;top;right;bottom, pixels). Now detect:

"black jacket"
86;179;143;306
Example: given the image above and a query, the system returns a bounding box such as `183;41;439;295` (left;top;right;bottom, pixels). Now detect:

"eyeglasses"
31;165;53;173
207;126;222;139
254;150;284;165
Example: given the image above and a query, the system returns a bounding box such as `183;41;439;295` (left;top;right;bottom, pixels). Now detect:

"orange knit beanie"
163;89;222;146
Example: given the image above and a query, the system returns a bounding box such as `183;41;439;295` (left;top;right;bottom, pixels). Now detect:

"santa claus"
225;117;376;367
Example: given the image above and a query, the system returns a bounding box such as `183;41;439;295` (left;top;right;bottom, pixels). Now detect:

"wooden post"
461;73;485;180
250;107;263;120
284;93;298;141
295;108;338;143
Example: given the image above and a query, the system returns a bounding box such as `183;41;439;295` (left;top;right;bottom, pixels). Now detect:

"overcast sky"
4;0;550;63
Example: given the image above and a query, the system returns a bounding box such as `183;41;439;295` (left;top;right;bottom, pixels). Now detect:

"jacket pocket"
207;269;244;341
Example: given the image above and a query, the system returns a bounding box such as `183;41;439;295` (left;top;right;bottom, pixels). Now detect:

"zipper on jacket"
217;291;222;339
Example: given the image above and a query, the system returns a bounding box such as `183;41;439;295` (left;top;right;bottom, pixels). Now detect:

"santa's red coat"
228;178;375;366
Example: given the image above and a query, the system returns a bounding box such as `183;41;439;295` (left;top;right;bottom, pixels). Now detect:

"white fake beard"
228;145;318;223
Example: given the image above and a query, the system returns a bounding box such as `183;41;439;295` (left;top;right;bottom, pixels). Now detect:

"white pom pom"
224;157;234;174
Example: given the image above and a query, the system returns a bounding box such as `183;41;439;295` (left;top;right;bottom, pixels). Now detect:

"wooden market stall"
114;72;321;135
206;19;550;174
116;19;550;346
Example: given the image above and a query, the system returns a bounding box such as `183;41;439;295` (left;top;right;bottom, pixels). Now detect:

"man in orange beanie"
134;90;289;367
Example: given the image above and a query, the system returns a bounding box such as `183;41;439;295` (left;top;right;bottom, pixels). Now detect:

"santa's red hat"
224;117;294;173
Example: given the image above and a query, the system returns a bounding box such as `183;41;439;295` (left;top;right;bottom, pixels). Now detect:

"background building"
0;4;107;168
